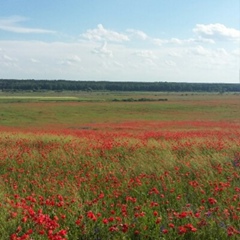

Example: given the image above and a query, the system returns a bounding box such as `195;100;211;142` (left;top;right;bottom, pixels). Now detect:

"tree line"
0;79;239;92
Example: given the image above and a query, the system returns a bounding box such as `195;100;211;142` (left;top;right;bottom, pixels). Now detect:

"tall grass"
0;122;239;239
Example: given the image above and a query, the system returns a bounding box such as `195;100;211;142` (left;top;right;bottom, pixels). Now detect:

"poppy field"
0;92;239;239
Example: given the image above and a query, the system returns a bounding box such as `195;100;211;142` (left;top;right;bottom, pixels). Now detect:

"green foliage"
0;79;240;92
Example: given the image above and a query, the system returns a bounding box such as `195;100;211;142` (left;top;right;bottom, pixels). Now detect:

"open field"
0;91;239;129
0;92;239;239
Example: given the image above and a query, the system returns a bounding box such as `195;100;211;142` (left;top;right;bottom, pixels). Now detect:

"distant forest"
0;79;240;92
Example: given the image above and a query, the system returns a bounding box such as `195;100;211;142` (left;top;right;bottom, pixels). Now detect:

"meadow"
0;91;239;239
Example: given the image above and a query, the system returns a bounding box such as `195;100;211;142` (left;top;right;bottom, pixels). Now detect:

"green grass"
0;129;239;239
0;91;239;239
0;91;239;129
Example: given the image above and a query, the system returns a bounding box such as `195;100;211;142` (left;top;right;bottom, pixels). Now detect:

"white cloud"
0;51;19;69
92;42;113;57
126;29;148;40
30;58;39;63
215;48;228;56
169;38;182;44
189;46;230;59
152;38;167;46
0;21;239;83
155;37;187;45
190;45;211;56
168;51;181;57
59;55;81;66
133;50;158;60
193;23;240;42
0;16;55;34
3;54;18;61
151;24;239;47
153;37;215;46
113;61;124;68
193;37;215;44
67;55;81;63
165;60;176;67
82;24;129;42
232;49;240;57
185;45;237;76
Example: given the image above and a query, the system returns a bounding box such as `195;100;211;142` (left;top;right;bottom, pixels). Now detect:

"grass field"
0;91;239;239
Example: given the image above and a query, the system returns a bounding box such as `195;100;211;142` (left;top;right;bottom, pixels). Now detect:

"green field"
0;91;239;239
0;91;239;129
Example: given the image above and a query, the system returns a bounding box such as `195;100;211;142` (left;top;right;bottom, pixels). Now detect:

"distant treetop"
0;79;239;92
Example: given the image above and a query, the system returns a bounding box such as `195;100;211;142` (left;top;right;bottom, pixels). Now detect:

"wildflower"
75;219;81;225
191;227;197;232
11;212;18;218
87;211;97;221
108;216;114;222
149;187;159;195
102;218;108;224
38;230;45;235
115;216;122;222
176;195;181;200
153;211;158;216
227;226;240;236
169;223;175;228
162;229;168;234
178;226;187;235
121;224;128;233
195;212;200;218
139;211;145;217
156;217;162;224
58;229;68;236
185;223;197;232
150;201;159;207
109;225;118;232
208;197;217;205
21;216;28;223
99;192;104;199
134;230;140;235
26;229;33;235
178;211;188;218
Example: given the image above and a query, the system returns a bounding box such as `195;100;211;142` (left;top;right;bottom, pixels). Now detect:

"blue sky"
0;0;239;82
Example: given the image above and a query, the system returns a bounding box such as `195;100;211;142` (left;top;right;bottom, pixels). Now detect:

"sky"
0;0;239;83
